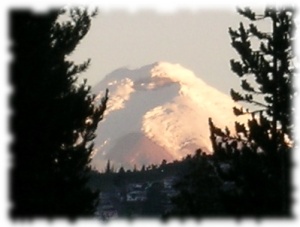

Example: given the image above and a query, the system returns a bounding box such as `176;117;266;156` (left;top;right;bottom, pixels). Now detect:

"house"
163;176;177;189
126;191;147;202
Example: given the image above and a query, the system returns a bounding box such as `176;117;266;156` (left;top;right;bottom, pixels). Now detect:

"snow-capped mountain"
91;62;247;170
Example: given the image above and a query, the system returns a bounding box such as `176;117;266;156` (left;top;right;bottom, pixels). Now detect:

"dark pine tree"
209;7;295;216
170;7;294;218
10;9;108;218
140;165;146;172
105;160;112;174
228;7;294;148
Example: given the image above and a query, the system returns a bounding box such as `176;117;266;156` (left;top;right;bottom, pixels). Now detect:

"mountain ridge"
91;62;247;170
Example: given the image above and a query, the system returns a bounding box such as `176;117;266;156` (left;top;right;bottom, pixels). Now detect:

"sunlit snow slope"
92;62;247;170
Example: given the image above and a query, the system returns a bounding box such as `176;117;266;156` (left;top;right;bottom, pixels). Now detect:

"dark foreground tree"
229;7;294;148
223;6;294;216
10;9;108;218
210;6;294;216
170;7;294;217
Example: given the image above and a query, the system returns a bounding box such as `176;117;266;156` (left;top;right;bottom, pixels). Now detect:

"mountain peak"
95;61;199;88
152;61;198;81
92;62;247;170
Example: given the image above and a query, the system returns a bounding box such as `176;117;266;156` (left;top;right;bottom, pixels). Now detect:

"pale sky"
69;9;270;95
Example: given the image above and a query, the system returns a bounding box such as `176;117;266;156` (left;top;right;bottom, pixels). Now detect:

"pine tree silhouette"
229;7;294;148
170;7;294;217
10;9;108;218
105;160;112;174
210;7;294;216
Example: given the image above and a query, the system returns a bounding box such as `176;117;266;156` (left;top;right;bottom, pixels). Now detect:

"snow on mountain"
92;62;248;170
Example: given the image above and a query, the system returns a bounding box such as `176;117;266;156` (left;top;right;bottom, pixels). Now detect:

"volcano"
91;62;247;170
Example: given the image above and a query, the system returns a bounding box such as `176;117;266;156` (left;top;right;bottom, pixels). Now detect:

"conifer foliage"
171;7;294;217
10;9;108;218
210;7;294;216
229;7;294;145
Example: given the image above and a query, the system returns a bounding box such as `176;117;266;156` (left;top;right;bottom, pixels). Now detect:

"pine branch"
247;99;269;108
237;7;256;21
228;27;240;39
235;121;248;136
234;108;267;116
249;24;270;39
241;79;263;94
230;89;244;102
260;42;272;55
230;60;244;77
231;88;268;108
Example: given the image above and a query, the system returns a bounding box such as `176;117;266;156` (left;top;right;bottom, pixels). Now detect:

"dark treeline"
88;155;196;191
88;150;207;218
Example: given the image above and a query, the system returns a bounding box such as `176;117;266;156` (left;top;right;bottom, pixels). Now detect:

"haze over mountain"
91;62;247;170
